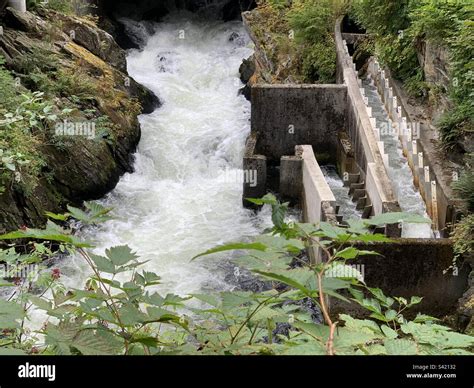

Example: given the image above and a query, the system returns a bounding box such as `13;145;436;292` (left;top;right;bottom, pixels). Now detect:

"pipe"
7;0;26;12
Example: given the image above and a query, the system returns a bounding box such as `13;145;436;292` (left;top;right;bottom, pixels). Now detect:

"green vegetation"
26;0;87;14
0;58;47;195
452;154;474;259
247;0;349;83
351;0;473;152
0;196;472;355
286;0;348;83
451;214;474;261
453;154;474;213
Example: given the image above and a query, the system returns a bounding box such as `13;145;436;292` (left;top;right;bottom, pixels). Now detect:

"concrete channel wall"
331;239;469;318
335;19;400;217
251;84;346;164
300;145;338;263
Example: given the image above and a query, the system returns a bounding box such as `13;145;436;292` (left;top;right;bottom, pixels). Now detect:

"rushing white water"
56;13;271;296
363;78;433;238
320;165;362;221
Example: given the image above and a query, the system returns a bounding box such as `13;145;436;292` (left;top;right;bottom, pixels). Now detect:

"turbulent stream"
56;13;272;296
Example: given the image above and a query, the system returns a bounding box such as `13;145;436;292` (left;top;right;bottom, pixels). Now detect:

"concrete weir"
240;16;470;316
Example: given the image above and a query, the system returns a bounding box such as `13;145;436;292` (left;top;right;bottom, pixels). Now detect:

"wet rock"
238;55;255;100
229;31;246;46
239;55;255;83
0;8;157;231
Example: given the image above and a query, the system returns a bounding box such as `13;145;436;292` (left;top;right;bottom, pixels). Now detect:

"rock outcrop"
0;7;159;232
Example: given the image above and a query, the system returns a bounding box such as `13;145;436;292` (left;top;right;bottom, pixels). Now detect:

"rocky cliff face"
0;6;159;232
416;40;451;120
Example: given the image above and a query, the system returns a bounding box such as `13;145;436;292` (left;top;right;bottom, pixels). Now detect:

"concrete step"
362;204;373;219
352;188;366;201
343;173;360;187
349;182;365;195
356;196;367;210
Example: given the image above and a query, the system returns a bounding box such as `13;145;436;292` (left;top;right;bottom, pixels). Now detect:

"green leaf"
413;314;438;323
367;287;391;306
28;295;52;312
118;304;147;326
339;314;383;335
0;348;27;355
319;222;346;238
192;242;267;261
408;296;423;307
0;299;24;329
361;298;382;314
381;325;398;339
193;294;221;308
141;271;161;286
72;329;121;355
253;269;314;297
90;254;116;274
105;245;138;266
384;309;398;321
0;226;92;248
130;336;159;348
66;205;90;222
45;211;69;221
384;338;418;355
245;193;278;206
334;247;359;259
321;277;352;291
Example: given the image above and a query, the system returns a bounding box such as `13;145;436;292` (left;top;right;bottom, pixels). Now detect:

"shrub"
453;154;474;212
451;214;474;261
0;197;472;355
286;0;349;83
